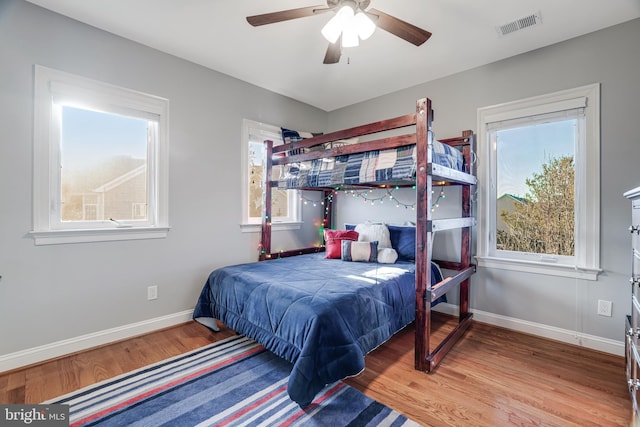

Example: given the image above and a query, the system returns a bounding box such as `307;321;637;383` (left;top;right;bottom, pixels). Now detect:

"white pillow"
355;223;392;249
377;248;398;264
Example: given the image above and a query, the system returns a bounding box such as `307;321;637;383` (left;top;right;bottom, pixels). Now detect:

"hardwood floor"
0;314;632;426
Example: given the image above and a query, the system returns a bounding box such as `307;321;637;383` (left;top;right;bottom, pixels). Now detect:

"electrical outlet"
147;285;158;300
597;299;612;317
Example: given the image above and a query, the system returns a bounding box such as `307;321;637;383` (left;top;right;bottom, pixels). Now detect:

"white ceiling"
24;0;640;111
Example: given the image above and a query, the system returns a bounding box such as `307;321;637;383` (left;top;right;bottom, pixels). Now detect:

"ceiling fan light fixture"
321;5;354;43
321;15;343;43
341;25;360;47
354;11;375;40
321;3;357;44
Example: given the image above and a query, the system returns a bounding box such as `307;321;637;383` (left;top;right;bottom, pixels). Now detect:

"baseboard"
0;309;194;373
435;303;624;356
1;305;624;374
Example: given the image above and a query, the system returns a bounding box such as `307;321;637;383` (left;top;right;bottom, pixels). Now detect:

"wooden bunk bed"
194;96;476;406
258;97;476;373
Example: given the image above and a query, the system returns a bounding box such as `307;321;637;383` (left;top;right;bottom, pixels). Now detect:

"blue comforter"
193;253;442;407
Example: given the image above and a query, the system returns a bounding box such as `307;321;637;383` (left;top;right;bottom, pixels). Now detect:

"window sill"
475;256;601;281
30;227;170;245
240;222;302;233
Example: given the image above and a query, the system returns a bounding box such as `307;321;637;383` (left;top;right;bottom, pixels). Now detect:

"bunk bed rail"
271;113;418;157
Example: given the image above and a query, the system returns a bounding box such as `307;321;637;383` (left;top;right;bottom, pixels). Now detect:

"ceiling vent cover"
497;12;542;36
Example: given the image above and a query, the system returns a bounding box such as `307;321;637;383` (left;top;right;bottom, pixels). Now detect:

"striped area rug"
45;335;420;426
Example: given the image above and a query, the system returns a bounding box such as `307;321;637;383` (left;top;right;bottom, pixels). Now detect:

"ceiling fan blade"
368;8;432;46
323;37;342;64
247;6;331;27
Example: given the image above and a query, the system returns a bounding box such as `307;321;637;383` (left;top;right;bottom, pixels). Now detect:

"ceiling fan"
246;0;432;64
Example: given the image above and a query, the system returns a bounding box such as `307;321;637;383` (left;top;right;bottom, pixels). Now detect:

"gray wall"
329;18;640;346
1;0;637;363
0;0;325;356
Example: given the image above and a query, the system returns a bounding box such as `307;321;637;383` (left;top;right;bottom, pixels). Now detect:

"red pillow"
324;229;359;259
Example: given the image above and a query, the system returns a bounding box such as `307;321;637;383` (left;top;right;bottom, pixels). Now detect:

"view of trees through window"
495;119;576;256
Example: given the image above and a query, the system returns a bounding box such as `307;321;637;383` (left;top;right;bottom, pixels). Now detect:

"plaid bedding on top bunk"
277;140;464;189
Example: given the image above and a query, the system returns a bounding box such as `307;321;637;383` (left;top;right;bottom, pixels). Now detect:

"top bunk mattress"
276;139;465;189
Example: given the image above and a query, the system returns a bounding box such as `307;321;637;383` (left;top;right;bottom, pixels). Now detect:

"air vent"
496;12;542;36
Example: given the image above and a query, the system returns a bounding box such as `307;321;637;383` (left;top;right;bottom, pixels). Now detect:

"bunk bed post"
414;97;433;372
259;140;273;261
459;130;474;319
323;189;334;231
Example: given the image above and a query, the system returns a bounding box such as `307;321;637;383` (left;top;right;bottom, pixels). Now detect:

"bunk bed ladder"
415;106;474;372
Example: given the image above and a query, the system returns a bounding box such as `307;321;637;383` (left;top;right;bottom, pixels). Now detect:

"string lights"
298;185;446;211
260;186;447;255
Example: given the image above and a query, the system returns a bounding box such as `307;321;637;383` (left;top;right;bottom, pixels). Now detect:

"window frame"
31;65;170;245
476;84;601;280
240;119;301;233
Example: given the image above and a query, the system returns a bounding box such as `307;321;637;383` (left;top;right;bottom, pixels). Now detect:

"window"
240;119;300;232
32;65;169;245
476;84;600;280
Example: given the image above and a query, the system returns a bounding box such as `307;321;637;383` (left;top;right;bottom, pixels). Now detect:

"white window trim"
31;65;170;245
476;84;601;280
240;119;301;233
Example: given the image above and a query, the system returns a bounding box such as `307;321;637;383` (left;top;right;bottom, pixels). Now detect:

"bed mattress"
193;253;443;407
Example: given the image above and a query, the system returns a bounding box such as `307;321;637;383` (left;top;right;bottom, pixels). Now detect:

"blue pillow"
387;225;416;261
